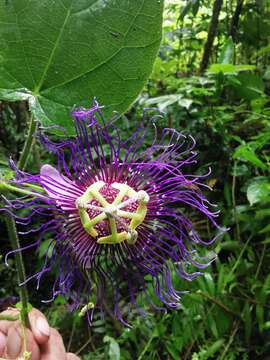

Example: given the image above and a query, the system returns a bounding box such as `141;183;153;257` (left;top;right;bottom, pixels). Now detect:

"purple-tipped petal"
40;164;82;210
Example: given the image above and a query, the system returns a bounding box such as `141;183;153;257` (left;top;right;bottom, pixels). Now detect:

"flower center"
75;181;149;245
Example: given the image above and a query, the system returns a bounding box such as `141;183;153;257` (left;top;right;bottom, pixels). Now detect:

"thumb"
40;328;66;360
29;308;50;345
67;353;81;360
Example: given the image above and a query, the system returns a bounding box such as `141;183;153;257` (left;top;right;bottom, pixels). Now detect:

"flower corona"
75;181;149;245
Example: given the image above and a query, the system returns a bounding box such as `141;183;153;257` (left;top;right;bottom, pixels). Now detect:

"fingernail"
36;317;50;337
6;328;21;359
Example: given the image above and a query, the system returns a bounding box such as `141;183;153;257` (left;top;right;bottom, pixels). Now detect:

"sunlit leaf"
219;37;234;64
208;64;255;74
233;145;268;171
246;177;270;206
104;336;120;360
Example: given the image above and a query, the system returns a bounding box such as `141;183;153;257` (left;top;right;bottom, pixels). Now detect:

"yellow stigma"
75;181;149;245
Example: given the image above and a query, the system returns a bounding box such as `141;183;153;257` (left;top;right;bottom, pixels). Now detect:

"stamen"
79;302;94;317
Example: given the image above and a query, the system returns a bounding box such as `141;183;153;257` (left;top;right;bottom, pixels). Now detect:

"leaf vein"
33;3;72;93
40;40;159;94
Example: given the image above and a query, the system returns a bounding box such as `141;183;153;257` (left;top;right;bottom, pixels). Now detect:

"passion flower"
2;100;224;323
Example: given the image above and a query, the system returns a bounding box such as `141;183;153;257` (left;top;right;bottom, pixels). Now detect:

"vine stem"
17;114;36;171
4;111;37;337
5;215;30;328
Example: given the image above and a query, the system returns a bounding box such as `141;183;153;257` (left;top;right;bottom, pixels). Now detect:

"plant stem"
232;160;241;242
219;321;240;360
137;332;156;360
255;242;266;279
75;338;93;356
0;182;44;198
4;111;37;328
196;291;240;318
5;215;30;327
67;319;76;352
229;234;253;279
17;114;36;171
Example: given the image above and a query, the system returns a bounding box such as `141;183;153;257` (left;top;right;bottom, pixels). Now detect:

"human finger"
40;328;66;360
0;308;20;334
0;307;51;359
0;331;6;357
28;308;50;345
0;307;50;346
66;352;81;360
6;326;40;360
5;326;21;359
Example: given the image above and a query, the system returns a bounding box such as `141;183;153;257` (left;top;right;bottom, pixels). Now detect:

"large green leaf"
0;0;163;133
233;72;265;100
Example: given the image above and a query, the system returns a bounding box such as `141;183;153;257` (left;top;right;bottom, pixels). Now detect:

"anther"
137;190;150;204
126;230;138;245
75;198;87;209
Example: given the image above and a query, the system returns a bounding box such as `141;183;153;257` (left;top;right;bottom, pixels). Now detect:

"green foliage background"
1;0;270;359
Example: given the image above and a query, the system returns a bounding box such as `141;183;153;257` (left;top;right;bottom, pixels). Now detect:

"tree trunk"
199;0;223;73
230;0;244;42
